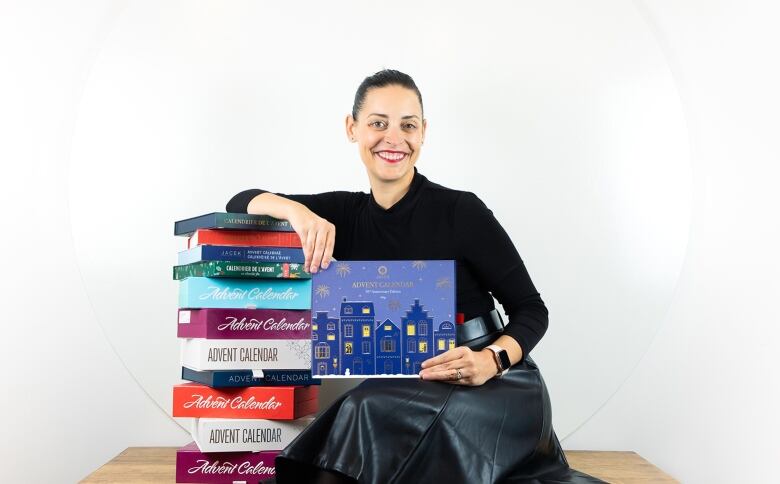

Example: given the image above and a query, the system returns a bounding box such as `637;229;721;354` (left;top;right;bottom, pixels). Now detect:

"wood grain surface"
81;447;678;483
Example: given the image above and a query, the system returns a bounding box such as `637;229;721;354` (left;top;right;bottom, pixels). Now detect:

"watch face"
498;350;511;370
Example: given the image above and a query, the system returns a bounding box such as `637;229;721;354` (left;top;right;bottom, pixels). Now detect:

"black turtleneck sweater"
226;167;548;360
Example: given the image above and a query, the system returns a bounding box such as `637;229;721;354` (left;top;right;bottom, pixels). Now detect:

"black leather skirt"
274;355;605;483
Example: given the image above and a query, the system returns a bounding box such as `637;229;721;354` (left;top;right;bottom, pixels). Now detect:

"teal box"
179;277;312;310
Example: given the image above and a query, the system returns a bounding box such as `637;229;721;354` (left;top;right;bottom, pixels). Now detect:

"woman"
227;70;603;484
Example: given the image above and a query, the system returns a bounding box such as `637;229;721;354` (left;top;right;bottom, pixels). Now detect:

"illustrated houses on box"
310;260;457;377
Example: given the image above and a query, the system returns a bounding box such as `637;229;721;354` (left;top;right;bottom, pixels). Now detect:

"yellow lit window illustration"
437;339;445;351
362;325;370;337
345;342;353;355
312;324;318;331
384;325;392;330
407;323;415;336
327;333;335;341
448;338;456;349
419;341;428;353
362;306;371;314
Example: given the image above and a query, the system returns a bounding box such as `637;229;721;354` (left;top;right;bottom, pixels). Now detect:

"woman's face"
346;84;426;185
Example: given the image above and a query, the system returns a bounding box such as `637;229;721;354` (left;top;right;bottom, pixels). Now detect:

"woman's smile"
374;149;409;163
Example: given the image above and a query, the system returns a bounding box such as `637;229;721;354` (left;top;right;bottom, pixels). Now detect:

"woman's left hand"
418;346;498;386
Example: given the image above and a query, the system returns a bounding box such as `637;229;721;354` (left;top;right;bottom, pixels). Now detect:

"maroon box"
175;442;278;482
177;308;311;339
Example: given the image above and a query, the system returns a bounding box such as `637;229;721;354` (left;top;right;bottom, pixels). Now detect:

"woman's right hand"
286;203;336;274
246;192;336;274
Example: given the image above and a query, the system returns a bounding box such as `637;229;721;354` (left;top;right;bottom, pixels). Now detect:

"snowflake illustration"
335;262;352;277
290;263;299;270
388;299;401;311
285;341;311;360
411;260;427;270
315;284;331;299
436;277;452;288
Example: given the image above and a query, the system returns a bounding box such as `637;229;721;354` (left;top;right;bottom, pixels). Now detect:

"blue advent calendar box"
310;260;457;377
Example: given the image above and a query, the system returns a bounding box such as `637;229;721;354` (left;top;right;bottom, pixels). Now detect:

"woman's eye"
370;121;386;128
404;124;417;130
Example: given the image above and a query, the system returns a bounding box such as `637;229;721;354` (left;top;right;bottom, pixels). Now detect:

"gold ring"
456;368;463;380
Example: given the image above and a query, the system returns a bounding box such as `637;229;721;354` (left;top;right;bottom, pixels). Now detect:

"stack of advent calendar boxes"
172;212;320;483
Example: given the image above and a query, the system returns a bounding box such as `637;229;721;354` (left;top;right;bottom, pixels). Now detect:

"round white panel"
68;0;690;437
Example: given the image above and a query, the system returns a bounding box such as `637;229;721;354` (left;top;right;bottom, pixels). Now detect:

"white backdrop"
0;1;778;483
68;0;689;437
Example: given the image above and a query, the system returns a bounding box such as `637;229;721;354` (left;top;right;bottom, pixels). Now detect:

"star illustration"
335;262;351;277
315;284;331;299
436;277;452;288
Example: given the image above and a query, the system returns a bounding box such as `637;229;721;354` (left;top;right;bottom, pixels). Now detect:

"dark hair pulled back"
352;69;424;121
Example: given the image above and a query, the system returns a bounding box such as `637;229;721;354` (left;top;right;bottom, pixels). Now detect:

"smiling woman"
346;73;427;210
226;69;605;484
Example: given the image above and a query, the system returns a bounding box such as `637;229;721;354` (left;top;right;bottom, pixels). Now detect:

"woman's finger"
420;367;472;385
420;346;468;369
309;227;328;273
322;225;335;269
420;358;466;375
303;227;316;272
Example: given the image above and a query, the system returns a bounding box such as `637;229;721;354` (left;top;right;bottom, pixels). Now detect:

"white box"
180;338;311;371
191;416;315;452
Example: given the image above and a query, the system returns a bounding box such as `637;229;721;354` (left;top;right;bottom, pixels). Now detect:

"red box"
172;383;318;419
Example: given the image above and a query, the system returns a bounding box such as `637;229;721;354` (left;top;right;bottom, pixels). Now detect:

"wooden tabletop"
81;447;678;483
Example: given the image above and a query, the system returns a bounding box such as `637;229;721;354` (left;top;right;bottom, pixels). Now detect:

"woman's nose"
384;126;403;146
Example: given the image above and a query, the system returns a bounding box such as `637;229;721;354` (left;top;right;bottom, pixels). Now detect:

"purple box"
311;260;456;377
175;441;278;483
178;308;311;339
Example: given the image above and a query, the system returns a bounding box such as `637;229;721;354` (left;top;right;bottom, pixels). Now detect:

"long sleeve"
226;188;269;214
455;192;549;360
226;188;361;232
226;188;364;260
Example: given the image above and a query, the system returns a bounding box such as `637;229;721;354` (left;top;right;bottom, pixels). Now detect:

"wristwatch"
485;344;511;377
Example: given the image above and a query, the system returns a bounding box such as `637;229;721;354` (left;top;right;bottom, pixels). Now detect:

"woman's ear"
421;118;428;144
345;115;356;142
